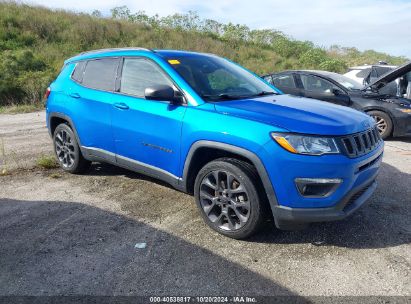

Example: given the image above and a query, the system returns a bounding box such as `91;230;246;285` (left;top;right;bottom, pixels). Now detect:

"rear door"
298;73;350;106
270;73;303;96
68;57;120;161
111;57;186;179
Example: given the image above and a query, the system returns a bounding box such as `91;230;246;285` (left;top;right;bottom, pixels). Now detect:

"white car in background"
344;63;398;95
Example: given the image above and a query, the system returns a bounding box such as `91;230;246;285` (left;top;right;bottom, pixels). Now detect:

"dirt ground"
0;111;410;297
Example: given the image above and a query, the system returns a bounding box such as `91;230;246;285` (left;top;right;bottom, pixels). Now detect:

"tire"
368;110;393;140
194;158;267;239
53;123;91;174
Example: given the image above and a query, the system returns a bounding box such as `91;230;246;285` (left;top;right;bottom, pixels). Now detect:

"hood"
213;95;374;136
365;61;411;91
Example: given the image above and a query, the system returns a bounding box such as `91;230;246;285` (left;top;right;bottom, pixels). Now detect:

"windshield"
327;73;363;90
163;54;278;101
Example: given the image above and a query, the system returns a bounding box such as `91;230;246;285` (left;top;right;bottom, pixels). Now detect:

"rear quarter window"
71;61;86;83
82;58;119;91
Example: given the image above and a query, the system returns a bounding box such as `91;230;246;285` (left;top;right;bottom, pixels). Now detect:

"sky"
27;0;411;59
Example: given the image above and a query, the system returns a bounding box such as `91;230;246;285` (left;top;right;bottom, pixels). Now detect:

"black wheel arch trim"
181;140;279;212
48;112;89;157
48;112;82;144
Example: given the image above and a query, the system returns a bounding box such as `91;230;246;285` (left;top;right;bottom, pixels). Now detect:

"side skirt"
81;146;184;191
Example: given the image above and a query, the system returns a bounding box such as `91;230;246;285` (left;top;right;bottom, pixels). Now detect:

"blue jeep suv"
46;48;384;239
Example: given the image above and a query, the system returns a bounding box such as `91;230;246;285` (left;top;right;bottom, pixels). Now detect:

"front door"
299;74;350;106
111;57;186;180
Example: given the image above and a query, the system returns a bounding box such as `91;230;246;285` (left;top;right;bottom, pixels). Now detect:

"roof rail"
78;47;151;56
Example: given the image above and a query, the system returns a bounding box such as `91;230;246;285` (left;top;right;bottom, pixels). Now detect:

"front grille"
338;127;382;158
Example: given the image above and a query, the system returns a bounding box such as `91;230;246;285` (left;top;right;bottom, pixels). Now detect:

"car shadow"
86;162;175;190
77;162;410;250
250;162;411;249
0;198;299;297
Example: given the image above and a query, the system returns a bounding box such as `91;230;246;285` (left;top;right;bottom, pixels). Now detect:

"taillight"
44;87;51;100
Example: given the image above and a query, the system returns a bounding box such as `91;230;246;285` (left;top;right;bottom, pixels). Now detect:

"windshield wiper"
202;91;277;101
254;91;278;96
201;94;247;101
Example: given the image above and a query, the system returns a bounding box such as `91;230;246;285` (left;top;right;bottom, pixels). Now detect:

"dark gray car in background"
262;62;411;139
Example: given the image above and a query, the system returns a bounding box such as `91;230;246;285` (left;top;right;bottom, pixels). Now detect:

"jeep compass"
46;48;384;239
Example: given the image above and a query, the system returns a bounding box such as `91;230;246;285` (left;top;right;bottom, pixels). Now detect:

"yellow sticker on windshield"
168;59;180;65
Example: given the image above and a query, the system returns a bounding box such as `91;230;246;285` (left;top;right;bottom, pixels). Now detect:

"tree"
91;10;102;18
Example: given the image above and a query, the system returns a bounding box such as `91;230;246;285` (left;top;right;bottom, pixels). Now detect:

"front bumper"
260;137;384;230
273;175;377;230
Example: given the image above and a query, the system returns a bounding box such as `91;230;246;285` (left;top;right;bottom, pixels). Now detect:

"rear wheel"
53;123;91;174
368;110;392;139
194;158;266;239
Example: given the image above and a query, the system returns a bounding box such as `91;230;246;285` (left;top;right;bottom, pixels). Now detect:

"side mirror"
332;88;351;105
145;85;181;104
332;88;345;96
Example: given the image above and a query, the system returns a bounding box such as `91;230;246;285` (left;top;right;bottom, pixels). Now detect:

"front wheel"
194;158;266;239
53;123;91;174
368;110;392;139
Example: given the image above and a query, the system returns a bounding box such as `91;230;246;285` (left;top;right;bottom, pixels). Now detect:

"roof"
64;48;212;64
263;70;342;78
155;50;214;58
349;64;397;69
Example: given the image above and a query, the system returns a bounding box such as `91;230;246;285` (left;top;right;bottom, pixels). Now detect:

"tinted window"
272;74;296;88
375;66;393;77
370;67;379;78
300;74;339;93
71;61;86;83
82;58;119;91
355;68;371;78
120;58;173;97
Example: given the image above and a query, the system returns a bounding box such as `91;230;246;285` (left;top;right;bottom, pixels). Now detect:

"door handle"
114;102;129;110
69;92;81;99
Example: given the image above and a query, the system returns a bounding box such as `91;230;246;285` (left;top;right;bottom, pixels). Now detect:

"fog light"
295;178;342;198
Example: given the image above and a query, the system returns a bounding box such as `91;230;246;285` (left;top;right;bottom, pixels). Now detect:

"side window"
71;61;86;83
82;58;119;91
370;67;379;78
375;66;392;77
300;74;338;93
120;58;173;97
272;74;296;88
355;68;371;78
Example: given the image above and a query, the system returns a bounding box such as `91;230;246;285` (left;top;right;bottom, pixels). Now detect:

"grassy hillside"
0;1;408;107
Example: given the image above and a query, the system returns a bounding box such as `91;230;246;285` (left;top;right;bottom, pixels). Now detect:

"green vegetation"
0;102;43;114
0;1;408;108
36;154;59;169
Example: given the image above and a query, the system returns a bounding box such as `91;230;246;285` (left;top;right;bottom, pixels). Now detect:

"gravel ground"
0;111;410;297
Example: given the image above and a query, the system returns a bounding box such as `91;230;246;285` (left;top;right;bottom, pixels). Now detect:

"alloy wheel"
55;129;75;168
371;114;387;135
199;170;251;231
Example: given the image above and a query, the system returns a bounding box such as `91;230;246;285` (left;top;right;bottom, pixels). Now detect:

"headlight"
271;133;340;155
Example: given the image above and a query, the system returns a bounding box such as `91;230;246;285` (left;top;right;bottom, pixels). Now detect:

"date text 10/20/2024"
149;296;257;303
